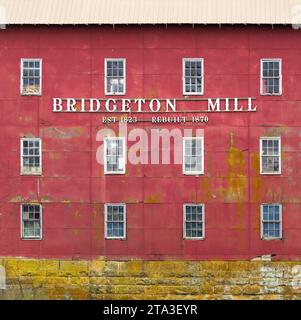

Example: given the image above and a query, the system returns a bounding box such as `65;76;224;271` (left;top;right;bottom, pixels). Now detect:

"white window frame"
104;203;126;240
260;204;282;240
183;204;205;240
20;203;43;240
183;137;204;175
260;137;281;175
104;58;126;95
20;137;42;175
182;58;204;95
260;58;282;96
20;58;42;96
104;137;126;175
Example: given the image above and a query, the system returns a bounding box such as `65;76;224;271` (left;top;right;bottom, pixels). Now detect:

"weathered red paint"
0;25;300;260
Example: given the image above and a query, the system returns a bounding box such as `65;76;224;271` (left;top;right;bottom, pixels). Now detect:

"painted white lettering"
234;98;243;111
248;97;257;111
208;98;220;111
105;99;117;112
166;99;176;112
52;98;63;112
225;98;230;111
134;99;145;112
149;99;161;112
121;99;131;112
66;98;77;112
89;98;100;112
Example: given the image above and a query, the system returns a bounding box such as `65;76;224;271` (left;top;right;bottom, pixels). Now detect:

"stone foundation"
0;258;301;300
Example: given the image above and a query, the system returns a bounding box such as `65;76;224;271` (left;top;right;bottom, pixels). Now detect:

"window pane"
185;205;204;238
22;204;41;238
262;205;281;239
106;60;125;93
184;59;203;93
184;138;203;173
105;139;124;173
106;205;125;238
22;60;41;94
22;139;41;172
262;60;281;95
261;139;280;173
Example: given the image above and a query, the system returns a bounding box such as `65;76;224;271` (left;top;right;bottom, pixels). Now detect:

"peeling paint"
74;210;81;219
49;152;61;160
42;127;85;139
62;200;72;207
9;196;24;203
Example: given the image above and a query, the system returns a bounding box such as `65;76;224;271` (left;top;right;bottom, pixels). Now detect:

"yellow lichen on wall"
0;258;301;300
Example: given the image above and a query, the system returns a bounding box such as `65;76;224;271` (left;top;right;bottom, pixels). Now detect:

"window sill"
21;93;42;96
260;93;282;96
104;172;126;175
20;171;42;176
183;93;204;96
260;172;281;175
183;172;204;176
104;92;126;96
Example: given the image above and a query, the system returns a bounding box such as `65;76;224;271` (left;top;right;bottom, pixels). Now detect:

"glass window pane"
185;205;204;238
262;205;281;238
106;205;125;237
184;59;202;93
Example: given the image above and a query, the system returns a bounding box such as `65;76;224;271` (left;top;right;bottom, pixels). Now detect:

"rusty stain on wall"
145;193;161;204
